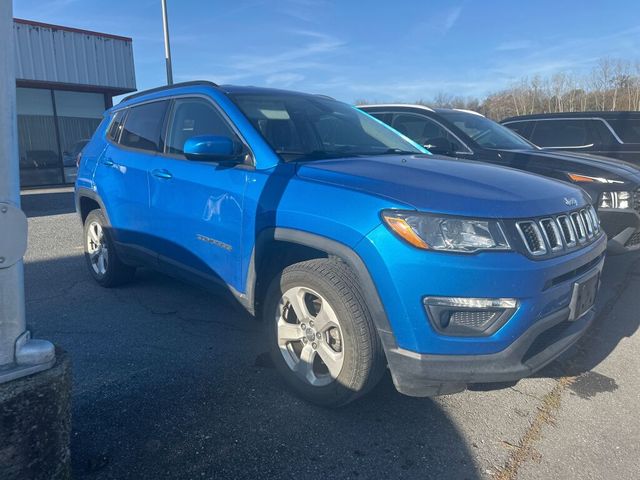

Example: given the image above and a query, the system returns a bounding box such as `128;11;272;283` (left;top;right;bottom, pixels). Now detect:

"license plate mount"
568;272;600;321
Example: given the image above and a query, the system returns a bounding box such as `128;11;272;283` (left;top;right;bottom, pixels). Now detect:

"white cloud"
229;30;344;73
278;0;329;23
442;6;463;33
181;29;345;87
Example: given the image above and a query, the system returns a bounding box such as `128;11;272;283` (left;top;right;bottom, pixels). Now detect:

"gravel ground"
21;188;640;479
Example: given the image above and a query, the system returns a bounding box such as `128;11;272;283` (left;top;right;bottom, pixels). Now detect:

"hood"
504;149;640;187
296;155;591;219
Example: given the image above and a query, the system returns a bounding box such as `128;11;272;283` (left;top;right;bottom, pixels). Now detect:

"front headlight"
381;210;511;252
599;191;633;209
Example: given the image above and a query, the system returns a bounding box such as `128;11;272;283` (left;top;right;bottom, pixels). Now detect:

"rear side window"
165;98;237;155
119;101;169;152
107;110;126;142
530;120;593;147
607;119;640;143
589;120;618;145
504;121;532;137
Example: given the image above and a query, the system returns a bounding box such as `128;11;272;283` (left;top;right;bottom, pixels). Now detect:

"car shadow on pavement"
24;256;482;480
535;252;640;380
21;189;76;218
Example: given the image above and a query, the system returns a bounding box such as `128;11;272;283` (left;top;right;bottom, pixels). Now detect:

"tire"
83;209;136;287
264;258;386;407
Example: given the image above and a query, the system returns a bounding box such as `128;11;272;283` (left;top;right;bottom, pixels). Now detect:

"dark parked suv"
360;105;640;253
501;111;640;166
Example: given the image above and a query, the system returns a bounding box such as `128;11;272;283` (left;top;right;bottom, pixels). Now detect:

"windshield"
228;92;427;161
438;110;534;150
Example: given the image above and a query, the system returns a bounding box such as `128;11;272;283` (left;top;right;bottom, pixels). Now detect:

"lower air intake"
448;310;500;330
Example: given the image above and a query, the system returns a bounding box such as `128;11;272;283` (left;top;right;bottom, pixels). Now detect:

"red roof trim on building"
13;18;133;42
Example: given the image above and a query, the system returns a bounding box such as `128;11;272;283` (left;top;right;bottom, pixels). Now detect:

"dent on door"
148;159;246;290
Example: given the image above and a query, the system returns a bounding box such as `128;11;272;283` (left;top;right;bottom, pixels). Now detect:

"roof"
119;82;337;105
13;18;136;94
14;18;132;42
220;85;336;99
358;104;486;117
358;104;435;112
502;111;640;123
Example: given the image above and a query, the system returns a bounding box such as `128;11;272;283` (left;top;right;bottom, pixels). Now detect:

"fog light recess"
423;297;518;336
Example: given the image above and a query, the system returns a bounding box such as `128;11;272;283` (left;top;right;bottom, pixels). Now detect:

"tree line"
360;58;640;121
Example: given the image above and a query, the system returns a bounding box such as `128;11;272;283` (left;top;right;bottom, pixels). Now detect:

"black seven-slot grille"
516;206;601;256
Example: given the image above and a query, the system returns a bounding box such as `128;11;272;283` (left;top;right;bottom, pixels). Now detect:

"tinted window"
120;101;169;152
369;112;393;124
589;120;618;145
437;110;533;150
391;113;465;152
107;110;126;142
607;119;640;143
166;98;237;155
530;120;593;147
503;121;532;137
229;93;425;161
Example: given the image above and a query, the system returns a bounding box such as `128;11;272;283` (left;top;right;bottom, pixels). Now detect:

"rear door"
148;96;250;290
95;100;169;256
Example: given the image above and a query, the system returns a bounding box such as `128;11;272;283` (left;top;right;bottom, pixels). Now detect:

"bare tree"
354;56;640;120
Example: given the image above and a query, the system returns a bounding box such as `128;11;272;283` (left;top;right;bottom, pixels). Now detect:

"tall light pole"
0;0;55;383
161;0;173;85
1;4;71;477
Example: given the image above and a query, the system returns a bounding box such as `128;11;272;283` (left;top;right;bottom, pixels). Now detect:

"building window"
16;87;107;187
54;90;105;183
16;87;61;187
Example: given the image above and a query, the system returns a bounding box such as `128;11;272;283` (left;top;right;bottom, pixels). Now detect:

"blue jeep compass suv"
75;81;606;406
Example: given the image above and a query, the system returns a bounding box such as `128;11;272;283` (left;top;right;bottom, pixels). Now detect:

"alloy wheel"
276;286;345;387
87;221;109;276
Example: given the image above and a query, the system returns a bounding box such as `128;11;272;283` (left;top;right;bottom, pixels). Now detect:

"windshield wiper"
302;150;363;160
364;148;421;156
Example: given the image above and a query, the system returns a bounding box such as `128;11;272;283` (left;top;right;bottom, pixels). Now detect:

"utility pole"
1;3;71;478
0;0;55;383
161;0;173;85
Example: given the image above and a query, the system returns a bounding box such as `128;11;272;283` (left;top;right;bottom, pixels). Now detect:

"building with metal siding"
13;19;136;187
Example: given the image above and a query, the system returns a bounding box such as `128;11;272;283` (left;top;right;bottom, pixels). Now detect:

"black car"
501;111;640;166
359;104;640;254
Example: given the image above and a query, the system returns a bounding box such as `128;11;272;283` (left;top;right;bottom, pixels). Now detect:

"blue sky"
14;0;640;103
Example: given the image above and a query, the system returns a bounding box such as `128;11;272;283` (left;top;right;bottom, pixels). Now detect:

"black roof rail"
120;81;219;103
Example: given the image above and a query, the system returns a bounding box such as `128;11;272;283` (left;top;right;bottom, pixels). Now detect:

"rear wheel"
264;258;386;407
84;209;135;287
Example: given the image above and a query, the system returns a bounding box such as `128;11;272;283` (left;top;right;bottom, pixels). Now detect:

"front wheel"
264;259;386;407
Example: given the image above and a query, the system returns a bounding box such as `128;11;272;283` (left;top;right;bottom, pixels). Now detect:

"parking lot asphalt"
21;188;640;480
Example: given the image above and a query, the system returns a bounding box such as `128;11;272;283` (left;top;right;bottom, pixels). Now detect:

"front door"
148;96;250;291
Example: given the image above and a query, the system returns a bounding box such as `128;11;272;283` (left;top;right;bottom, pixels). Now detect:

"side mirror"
424;137;453;156
183;135;240;162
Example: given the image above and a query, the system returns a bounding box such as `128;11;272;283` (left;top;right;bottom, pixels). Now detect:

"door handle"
151;169;173;180
102;158;115;167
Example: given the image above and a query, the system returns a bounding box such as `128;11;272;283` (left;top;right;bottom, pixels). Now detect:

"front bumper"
357;223;606;397
599;208;640;254
382;306;594;397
